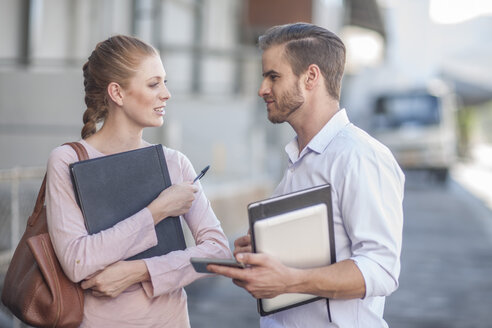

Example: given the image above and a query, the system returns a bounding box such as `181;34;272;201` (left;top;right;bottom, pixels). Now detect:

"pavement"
384;172;492;328
452;143;492;210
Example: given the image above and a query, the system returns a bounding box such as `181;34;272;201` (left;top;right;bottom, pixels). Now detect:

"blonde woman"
46;35;231;327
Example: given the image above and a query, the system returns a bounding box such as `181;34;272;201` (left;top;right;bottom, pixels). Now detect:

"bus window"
375;94;441;129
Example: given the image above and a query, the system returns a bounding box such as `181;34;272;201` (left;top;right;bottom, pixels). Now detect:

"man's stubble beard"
267;82;304;124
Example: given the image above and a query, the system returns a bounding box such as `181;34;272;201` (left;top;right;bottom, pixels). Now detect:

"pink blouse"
46;140;231;327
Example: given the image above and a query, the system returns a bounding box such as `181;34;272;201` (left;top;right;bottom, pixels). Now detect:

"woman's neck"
85;120;145;155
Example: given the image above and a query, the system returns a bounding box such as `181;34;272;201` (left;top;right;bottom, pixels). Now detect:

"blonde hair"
81;35;158;139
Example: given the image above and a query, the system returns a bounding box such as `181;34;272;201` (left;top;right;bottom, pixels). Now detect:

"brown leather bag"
1;142;88;328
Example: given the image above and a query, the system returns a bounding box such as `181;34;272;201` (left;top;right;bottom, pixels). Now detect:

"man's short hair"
258;23;346;101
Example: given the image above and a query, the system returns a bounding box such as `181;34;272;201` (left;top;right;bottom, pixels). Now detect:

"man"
209;23;404;327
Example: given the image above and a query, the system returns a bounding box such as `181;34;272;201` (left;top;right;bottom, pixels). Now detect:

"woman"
45;35;231;327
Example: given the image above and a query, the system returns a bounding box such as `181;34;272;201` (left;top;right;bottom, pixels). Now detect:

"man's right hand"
234;233;252;256
147;182;198;225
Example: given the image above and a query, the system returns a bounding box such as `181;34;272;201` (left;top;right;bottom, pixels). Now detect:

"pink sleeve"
142;149;232;297
46;145;158;282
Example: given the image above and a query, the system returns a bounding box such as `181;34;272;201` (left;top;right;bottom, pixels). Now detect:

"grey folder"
248;184;336;316
69;145;186;261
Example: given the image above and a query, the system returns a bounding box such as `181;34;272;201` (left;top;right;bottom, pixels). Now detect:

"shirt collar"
285;108;351;163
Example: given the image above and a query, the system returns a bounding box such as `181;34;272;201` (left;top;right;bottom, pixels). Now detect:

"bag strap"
29;142;89;225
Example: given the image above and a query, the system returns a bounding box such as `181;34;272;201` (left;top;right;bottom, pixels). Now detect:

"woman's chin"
147;118;164;128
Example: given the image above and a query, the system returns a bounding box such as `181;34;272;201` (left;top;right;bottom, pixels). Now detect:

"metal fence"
0;167;44;264
0;166;44;328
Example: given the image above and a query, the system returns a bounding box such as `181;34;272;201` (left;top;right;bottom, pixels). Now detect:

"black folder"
247;184;336;316
69;144;186;260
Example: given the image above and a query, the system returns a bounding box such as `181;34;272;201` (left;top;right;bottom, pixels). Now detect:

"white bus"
371;83;458;182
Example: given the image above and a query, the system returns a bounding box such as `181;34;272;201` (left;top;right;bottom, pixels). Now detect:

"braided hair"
81;35;158;139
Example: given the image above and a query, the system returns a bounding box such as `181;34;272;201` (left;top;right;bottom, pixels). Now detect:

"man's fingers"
233;246;252;256
232;278;248;289
236;252;269;266
234;234;251;248
207;264;248;280
234;234;252;256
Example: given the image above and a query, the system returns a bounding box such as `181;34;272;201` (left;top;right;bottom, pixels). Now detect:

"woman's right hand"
147;182;198;225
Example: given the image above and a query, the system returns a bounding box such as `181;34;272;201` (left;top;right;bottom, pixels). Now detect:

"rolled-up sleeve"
339;148;404;298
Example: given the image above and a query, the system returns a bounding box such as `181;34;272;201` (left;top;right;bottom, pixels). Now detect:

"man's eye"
270;75;278;81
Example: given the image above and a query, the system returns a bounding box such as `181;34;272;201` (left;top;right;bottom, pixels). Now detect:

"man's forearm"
288;259;366;299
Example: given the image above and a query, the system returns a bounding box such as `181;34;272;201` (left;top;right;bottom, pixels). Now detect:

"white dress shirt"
260;109;405;328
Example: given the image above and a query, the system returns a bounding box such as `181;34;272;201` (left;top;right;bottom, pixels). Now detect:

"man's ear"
304;64;321;90
107;82;124;106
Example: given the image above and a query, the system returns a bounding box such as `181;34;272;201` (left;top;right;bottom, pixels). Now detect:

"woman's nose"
160;85;171;101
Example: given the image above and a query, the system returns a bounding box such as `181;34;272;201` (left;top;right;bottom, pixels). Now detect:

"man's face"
258;44;304;124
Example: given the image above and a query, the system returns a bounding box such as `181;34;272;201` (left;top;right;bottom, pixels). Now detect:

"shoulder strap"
64;142;89;162
29;142;89;225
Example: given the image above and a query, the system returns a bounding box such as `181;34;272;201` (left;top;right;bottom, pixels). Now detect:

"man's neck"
290;98;339;153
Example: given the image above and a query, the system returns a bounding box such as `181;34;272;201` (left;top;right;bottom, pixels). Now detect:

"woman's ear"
304;64;321;90
107;82;124;106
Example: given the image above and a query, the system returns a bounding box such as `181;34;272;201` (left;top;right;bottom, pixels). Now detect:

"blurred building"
2;0;490;173
0;0;261;177
0;0;389;180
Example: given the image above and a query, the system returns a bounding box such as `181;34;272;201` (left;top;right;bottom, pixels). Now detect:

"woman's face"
121;54;171;128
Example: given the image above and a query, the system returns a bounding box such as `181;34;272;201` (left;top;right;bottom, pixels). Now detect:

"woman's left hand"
81;260;150;298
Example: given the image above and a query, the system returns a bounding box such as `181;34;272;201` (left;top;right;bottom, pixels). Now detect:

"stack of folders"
248;184;336;316
69;144;186;260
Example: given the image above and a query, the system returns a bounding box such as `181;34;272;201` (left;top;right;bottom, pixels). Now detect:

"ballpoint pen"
193;165;210;183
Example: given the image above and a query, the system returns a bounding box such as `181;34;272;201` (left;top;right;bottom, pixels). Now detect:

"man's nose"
258;80;270;98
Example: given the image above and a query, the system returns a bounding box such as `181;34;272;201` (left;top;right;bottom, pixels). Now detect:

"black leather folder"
248;184;336;316
69;144;186;260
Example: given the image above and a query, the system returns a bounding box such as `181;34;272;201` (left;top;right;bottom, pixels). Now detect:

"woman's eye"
150;80;167;88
